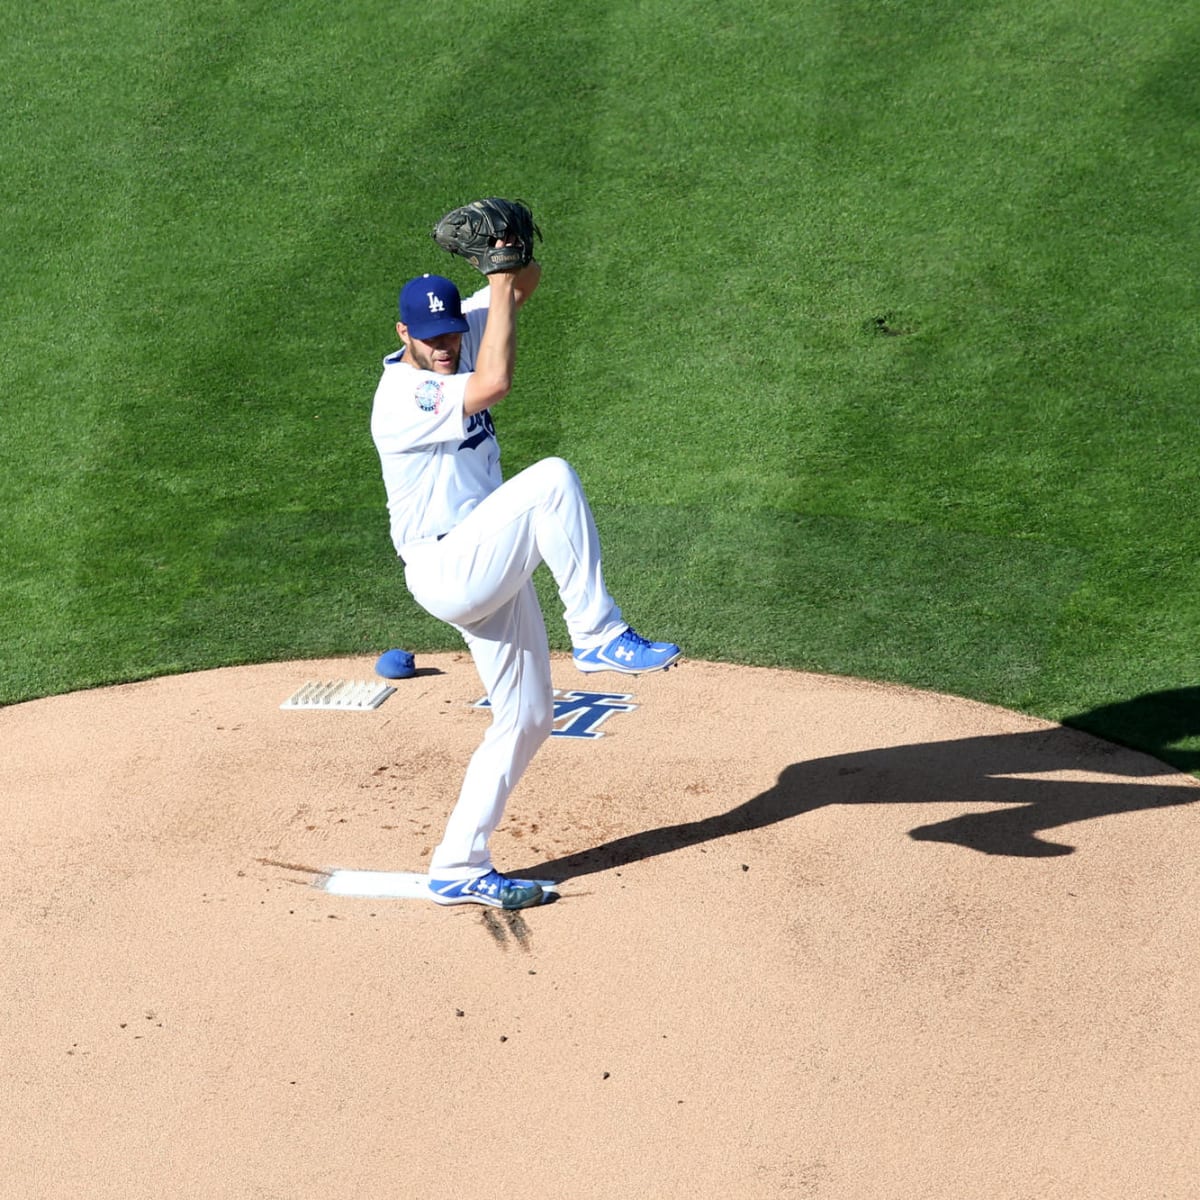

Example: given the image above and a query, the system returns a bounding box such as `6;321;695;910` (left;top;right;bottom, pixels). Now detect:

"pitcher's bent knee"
522;692;556;746
529;455;581;497
487;688;555;744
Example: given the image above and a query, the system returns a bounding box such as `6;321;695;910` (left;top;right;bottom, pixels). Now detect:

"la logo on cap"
427;292;445;313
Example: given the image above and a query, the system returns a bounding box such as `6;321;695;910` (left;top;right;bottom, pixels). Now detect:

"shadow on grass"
518;689;1200;881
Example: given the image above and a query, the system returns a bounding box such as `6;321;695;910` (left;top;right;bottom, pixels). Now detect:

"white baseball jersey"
370;287;497;554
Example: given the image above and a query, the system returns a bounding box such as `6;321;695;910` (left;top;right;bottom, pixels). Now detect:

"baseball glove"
431;197;541;275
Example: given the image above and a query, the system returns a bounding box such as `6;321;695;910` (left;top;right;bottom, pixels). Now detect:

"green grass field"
3;0;1198;770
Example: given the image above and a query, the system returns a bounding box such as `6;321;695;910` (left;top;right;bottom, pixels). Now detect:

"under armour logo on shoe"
615;644;635;661
427;292;446;313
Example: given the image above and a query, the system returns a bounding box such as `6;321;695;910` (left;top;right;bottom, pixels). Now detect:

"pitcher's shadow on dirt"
517;688;1200;881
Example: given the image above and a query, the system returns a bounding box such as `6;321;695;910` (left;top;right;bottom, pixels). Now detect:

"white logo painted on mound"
475;689;637;739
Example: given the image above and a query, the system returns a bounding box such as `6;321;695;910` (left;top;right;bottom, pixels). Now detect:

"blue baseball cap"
398;274;469;340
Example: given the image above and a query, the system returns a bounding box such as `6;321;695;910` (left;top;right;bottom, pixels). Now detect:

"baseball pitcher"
370;199;681;910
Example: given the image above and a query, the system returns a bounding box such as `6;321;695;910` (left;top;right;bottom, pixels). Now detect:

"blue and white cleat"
573;627;682;676
429;869;550;909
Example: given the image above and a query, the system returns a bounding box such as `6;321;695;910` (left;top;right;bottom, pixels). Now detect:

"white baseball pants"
400;456;625;878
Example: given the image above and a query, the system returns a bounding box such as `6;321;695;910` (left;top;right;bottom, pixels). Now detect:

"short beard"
408;342;459;374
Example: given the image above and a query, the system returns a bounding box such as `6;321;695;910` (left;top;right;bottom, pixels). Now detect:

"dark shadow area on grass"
1061;687;1200;774
517;689;1200;882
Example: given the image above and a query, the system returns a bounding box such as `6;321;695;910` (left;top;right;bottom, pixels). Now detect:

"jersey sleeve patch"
414;379;445;414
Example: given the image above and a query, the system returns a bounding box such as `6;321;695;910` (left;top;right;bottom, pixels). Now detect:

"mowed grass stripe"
1;1;1197;768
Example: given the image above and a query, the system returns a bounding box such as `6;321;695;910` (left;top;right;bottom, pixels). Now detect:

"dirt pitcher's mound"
3;655;1198;1199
